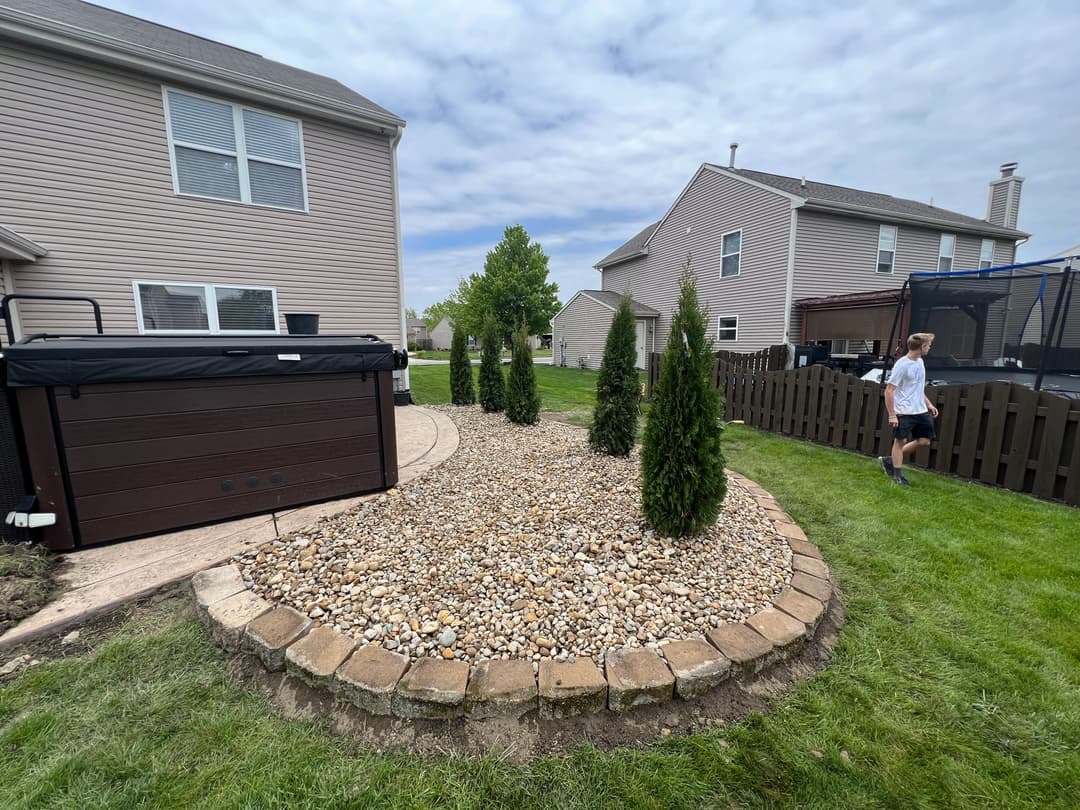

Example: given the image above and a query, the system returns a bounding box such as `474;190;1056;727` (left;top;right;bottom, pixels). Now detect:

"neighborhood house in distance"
0;0;407;363
553;151;1029;370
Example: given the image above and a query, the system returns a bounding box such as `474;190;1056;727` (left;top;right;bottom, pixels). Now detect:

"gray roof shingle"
579;290;659;317
1;0;401;122
711;165;1027;236
594;221;659;268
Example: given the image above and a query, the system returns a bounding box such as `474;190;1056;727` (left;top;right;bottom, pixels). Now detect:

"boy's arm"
885;384;898;425
924;391;939;417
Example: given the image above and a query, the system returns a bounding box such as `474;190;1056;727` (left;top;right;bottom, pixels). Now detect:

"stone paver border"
192;471;838;729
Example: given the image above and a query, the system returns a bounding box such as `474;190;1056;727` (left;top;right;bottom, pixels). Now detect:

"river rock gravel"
236;406;792;667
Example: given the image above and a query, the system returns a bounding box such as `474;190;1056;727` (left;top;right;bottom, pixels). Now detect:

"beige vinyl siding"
551;293;614;370
0;41;402;344
601;168;792;352
790;211;1007;342
987;183;1009;226
993;240;1016;267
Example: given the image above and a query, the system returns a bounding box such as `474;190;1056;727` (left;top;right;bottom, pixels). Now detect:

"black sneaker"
892;471;910;487
878;456;895;477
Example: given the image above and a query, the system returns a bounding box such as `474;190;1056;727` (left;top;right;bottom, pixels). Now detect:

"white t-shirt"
889;355;927;415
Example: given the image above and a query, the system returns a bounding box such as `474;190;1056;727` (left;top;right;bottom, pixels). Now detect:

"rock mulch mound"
236;407;791;667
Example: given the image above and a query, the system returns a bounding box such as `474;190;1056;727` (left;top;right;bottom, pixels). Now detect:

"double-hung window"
717;316;738;341
938;234;956;272
979;239;995;276
134;281;279;334
721;230;741;278
877;225;897;273
163;88;307;211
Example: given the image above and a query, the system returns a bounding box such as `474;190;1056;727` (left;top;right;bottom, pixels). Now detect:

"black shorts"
895;412;936;441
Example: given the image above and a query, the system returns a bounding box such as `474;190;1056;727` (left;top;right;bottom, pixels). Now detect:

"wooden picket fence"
647;344;789;398
719;361;1080;507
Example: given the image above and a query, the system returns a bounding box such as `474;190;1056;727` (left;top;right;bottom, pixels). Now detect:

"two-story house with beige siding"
553;155;1029;369
0;0;407;354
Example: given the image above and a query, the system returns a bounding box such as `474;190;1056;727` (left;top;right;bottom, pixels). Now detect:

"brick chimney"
986;162;1022;229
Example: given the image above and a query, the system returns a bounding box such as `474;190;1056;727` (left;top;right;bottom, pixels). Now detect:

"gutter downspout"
390;125;409;393
781;204;798;344
1;259;20;343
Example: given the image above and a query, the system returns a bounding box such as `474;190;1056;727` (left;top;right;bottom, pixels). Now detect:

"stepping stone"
790;572;832;604
538;658;607;718
335;645;410;715
792;553;829;579
285;625;356;690
746;607;807;653
392;657;469;719
786;537;823;560
206;590;272;653
242;606;311;671
659;638;732;699
773;588;825;630
192;565;246;619
465;659;537;719
706;622;774;678
604;648;674;712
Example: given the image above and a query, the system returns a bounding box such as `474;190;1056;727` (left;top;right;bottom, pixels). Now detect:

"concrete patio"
0;406;458;650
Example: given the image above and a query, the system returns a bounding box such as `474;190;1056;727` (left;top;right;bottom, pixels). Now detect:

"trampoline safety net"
907;260;1079;375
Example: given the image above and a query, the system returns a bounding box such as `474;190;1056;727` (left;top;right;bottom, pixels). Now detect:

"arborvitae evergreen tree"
449;323;475;405
478;315;505;412
505;323;540;424
589;297;639;455
641;263;726;536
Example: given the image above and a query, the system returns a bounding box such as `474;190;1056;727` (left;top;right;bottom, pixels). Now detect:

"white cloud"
101;0;1080;311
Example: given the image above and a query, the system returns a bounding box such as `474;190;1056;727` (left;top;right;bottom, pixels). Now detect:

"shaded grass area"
1;428;1078;807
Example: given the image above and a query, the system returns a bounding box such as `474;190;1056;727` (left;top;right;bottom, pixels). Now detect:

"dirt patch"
0;542;67;635
0;584;191;677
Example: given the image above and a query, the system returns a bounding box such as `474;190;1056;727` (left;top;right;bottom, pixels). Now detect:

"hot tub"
3;334;400;550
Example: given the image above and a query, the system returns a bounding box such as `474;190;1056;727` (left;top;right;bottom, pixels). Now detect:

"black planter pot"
285;313;320;335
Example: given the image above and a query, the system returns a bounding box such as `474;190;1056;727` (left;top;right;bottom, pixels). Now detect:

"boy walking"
879;333;939;486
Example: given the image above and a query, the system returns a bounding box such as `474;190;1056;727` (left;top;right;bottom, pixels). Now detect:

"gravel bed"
236;407;792;667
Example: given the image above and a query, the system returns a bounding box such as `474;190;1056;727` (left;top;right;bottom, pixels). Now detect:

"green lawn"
409;363;600;415
410;349;553;361
1;427;1078;808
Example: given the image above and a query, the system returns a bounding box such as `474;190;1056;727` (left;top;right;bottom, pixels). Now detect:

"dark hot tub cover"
3;334;396;387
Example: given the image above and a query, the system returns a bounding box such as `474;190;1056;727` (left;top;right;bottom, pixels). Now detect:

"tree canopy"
459;225;560;346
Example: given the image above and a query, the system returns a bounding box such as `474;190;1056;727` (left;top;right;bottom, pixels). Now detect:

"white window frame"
161;87;310;213
938;233;956;272
876;224;897;274
717;315;738;342
720;229;742;279
979;239;995;270
133;280;281;335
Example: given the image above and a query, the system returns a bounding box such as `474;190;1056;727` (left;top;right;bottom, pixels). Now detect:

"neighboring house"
429;317;455;351
555;156;1028;362
0;0;406;349
406;317;429;343
552;290;659;370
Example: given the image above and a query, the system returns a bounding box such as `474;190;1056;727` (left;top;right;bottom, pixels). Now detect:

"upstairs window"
877;225;897;273
135;281;279;334
979;239;995;276
721;230;741;278
163;89;307;211
717;315;738;341
938;233;956;272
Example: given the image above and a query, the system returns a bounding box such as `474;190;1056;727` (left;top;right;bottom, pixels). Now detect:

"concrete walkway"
0;406;458;650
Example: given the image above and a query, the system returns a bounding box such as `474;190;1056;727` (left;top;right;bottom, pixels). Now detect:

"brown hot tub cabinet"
3;335;400;551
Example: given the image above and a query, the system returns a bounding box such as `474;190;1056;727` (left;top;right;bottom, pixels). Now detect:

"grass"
411;349;553;361
409;363;600;416
2;427;1078;807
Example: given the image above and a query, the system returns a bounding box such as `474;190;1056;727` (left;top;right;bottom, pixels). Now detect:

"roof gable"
594;221;659;269
0;0;403;127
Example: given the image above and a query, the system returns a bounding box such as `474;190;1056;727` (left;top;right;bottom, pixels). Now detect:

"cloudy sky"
100;0;1080;314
